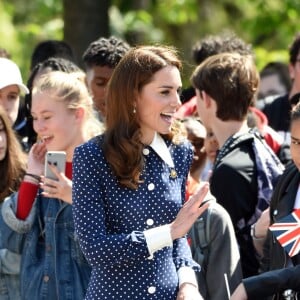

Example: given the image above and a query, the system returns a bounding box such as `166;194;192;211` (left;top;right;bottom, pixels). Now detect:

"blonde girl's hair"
32;71;104;139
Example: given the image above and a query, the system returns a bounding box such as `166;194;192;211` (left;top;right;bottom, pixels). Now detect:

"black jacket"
258;163;300;299
244;265;300;299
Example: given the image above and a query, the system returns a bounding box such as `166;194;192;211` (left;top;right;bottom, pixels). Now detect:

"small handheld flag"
269;209;300;257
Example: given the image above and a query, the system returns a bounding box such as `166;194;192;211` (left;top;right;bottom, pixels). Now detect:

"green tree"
1;0;300;83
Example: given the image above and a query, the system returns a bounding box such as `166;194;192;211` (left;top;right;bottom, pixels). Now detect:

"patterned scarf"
214;128;284;228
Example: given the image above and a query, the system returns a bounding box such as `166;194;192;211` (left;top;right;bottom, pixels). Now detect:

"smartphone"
44;151;66;180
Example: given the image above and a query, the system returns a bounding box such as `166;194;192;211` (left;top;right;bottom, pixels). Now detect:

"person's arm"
230;282;247;300
72;141;209;268
231;265;300;300
16;182;39;219
250;208;270;256
17;142;46;219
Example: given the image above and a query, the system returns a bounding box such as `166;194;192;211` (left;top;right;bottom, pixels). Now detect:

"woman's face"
31;91;82;159
136;65;182;144
0;85;20;125
0;118;7;161
290;118;300;170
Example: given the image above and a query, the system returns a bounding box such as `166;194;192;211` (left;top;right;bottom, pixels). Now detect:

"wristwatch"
250;224;264;240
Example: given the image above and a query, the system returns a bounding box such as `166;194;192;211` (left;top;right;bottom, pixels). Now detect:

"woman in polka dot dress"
73;45;209;300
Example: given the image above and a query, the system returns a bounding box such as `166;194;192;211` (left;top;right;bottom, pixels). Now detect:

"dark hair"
260;61;292;92
0;107;27;201
192;31;253;65
25;57;82;145
82;36;130;69
191;52;259;121
290;92;300;107
289;33;300;65
103;45;183;189
30;40;75;70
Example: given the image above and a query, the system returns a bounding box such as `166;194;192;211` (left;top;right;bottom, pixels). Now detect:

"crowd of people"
0;30;299;300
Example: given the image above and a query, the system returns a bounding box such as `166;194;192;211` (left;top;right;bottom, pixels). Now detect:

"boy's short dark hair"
191;52;259;121
30;40;75;70
192;32;253;65
82;36;130;69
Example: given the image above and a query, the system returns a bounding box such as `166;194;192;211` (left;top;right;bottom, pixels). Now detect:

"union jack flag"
269;209;300;257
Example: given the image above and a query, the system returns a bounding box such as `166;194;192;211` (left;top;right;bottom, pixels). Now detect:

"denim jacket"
0;191;91;300
0;202;21;300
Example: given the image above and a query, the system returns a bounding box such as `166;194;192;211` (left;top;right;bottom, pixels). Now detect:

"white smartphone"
44;151;66;180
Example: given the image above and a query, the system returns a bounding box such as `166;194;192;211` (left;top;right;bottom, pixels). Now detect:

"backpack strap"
189;200;214;267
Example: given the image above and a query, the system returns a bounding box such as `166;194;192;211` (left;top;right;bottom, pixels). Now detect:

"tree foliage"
1;0;299;83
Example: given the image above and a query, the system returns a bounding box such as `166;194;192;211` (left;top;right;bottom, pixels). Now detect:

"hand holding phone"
44;151;66;180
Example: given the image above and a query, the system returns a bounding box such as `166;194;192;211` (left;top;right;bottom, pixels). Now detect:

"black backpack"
188;200;214;298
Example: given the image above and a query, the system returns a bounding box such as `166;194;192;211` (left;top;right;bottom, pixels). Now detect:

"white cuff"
144;224;172;255
178;266;198;288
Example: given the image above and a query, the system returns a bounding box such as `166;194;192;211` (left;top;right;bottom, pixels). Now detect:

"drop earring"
133;107;136;114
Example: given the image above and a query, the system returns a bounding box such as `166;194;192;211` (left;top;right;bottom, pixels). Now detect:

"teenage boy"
82;36;130;120
263;32;300;145
191;53;283;278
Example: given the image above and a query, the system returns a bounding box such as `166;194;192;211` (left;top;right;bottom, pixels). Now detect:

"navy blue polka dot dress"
72;134;199;299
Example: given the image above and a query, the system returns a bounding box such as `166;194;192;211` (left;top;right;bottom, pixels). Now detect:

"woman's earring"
133;107;136;114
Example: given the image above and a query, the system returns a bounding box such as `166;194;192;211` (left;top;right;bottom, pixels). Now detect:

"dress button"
146;218;154;226
148;286;156;294
43;275;50;282
143;148;150;155
148;183;155;191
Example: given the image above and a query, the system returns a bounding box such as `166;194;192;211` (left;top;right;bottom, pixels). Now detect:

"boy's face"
290;118;300;170
0;84;20;125
86;65;114;118
195;89;210;127
204;129;219;162
290;52;300;93
258;73;288;99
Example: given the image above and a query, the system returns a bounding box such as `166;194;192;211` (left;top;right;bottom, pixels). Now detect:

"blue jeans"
0;273;20;300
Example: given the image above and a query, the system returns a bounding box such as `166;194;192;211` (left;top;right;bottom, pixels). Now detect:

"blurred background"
1;0;299;86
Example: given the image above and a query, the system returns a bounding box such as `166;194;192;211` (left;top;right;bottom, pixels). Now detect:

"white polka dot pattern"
72;135;198;299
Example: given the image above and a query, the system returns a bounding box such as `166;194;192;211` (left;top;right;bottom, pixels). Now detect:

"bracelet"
25;173;41;182
250;224;265;241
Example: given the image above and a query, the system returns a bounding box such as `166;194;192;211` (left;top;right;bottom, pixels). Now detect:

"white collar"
149;132;175;168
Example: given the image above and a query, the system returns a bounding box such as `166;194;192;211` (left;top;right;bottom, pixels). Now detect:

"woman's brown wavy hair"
0;107;27;201
103;45;184;189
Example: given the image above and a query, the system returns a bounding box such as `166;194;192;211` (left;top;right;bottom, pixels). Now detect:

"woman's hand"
40;164;72;204
171;182;210;240
26;141;47;176
177;283;203;300
230;282;247;300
